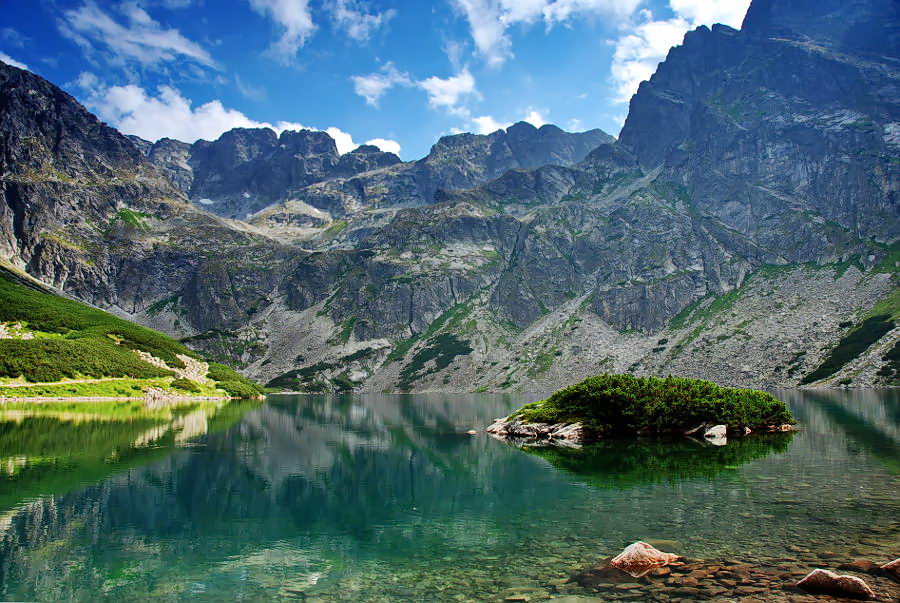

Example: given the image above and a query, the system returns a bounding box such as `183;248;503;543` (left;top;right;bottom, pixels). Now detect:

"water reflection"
520;433;794;489
0;391;896;602
0;399;261;510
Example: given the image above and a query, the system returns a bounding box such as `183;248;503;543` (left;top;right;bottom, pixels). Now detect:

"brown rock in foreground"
609;542;683;577
796;568;876;600
881;558;900;580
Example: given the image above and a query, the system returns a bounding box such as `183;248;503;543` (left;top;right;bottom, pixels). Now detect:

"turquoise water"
0;390;897;601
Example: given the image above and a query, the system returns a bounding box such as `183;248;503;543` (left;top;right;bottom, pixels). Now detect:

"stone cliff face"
0;0;897;394
134;120;609;220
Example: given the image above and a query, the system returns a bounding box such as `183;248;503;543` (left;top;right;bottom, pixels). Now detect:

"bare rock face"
796;569;876;600
608;542;683;577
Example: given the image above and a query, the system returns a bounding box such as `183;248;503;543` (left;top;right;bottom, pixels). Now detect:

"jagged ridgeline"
0;0;897;394
0;268;261;398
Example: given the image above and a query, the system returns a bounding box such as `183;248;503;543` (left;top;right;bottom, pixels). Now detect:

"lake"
0;390;898;601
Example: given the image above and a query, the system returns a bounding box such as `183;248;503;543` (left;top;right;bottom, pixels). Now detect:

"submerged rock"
608;541;683;577
796;569;876;599
881;558;900;579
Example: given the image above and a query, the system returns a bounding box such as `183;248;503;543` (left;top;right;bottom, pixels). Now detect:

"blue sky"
1;0;750;159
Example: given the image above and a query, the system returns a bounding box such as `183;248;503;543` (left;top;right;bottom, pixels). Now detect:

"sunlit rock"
796;569;876;600
609;541;683;577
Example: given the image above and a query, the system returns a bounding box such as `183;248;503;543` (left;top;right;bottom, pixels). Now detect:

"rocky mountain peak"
0;61;147;180
278;129;338;157
741;0;899;57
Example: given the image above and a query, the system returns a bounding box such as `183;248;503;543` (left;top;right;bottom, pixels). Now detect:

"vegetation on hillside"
509;374;793;437
801;313;896;384
0;273;262;397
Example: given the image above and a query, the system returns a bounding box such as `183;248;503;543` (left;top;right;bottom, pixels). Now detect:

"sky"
0;0;751;159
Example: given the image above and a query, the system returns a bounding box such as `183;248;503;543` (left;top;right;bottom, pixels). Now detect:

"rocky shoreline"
563;541;900;602
486;418;795;446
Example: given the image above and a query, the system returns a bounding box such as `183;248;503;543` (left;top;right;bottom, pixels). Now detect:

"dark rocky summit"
0;0;897;394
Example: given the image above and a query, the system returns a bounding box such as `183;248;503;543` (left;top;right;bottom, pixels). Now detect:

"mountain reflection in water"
0;390;896;602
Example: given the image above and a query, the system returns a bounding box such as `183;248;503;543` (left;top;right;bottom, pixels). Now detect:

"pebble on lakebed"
562;542;900;602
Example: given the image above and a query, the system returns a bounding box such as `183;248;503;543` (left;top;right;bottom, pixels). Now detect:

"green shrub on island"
510;374;793;437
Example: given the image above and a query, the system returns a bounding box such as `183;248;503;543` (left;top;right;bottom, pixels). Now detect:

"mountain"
0;0;897;395
131;120;610;220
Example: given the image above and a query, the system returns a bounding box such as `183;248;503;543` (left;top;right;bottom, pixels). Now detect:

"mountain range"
0;0;897;393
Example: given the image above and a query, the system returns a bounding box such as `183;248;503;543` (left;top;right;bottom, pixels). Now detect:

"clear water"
0;390;897;601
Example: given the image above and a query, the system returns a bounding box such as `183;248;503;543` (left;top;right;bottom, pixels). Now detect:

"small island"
487;374;795;444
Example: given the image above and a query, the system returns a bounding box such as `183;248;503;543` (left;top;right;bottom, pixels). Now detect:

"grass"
0;377;226;399
0;273;195;368
509;374;793;438
398;333;472;390
801;314;896;384
0;272;262;397
387;299;474;364
322;219;348;238
265;348;376;391
0;339;173;383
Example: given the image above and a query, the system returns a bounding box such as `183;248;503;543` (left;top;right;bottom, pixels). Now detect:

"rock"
609;542;683;577
838;560;877;573
486;419;586;444
703;425;727;439
796;569;876;599
881;558;900;579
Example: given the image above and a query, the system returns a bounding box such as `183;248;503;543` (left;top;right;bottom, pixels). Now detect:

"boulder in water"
796;569;876;599
609;541;682;577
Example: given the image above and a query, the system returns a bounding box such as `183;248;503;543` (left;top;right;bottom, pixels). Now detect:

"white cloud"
235;74;267;102
417;68;478;116
0;51;29;71
364;138;401;155
452;0;641;67
351;62;411;106
471;115;512;134
567;118;583;131
325;126;357;154
609;1;751;103
610;15;690;102
248;0;316;64
542;0;641;25
522;108;547;127
83;82;401;157
59;1;216;68
451;0;513;67
1;28;28;48
329;0;395;42
668;0;749;29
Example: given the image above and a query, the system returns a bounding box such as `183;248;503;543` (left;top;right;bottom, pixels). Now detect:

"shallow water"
0;389;897;601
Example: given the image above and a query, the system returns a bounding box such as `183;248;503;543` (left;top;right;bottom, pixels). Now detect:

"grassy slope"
0;270;261;398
